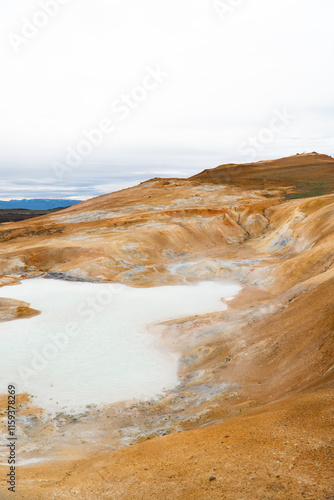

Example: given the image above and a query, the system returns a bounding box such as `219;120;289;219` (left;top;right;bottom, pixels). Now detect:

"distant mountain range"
0;199;83;210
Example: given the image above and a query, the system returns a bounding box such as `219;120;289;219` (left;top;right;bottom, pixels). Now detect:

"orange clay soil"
0;297;40;322
3;389;332;500
0;153;333;499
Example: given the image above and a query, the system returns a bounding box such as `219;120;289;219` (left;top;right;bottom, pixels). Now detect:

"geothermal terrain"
0;153;333;499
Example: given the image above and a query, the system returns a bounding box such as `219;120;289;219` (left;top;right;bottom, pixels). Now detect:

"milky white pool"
0;278;241;413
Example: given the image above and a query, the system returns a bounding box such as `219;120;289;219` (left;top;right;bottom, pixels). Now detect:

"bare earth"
0;153;333;499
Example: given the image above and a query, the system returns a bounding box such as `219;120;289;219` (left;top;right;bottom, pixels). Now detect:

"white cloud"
0;0;333;198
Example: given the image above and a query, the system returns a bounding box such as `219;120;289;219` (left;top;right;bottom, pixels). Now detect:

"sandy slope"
0;153;333;499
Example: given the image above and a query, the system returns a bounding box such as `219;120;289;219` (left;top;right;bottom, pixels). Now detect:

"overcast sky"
0;0;333;199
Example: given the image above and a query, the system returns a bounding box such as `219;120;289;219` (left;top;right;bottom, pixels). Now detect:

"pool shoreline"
0;278;242;414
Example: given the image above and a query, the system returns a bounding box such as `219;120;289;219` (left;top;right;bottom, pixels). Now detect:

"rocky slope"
0;153;333;499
